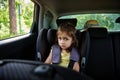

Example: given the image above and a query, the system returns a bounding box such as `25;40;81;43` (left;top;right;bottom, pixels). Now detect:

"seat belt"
81;31;90;72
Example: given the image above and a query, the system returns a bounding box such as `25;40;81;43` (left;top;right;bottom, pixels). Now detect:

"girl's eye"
63;37;68;41
58;37;61;40
58;37;69;41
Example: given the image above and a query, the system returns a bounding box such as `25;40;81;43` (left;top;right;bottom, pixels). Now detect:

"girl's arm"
73;62;80;72
45;52;52;64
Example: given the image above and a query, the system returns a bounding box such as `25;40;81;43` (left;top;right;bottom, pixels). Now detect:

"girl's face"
57;32;73;50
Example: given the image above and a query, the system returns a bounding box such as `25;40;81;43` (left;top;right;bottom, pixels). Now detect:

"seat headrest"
56;18;77;27
87;27;108;38
47;29;57;45
115;17;120;23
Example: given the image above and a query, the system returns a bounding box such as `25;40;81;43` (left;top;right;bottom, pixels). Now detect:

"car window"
59;14;120;31
0;0;34;40
43;10;53;29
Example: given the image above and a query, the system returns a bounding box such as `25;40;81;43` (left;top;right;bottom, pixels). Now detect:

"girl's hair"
56;22;78;50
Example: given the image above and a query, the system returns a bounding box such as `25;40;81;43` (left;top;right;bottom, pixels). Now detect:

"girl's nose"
60;39;65;43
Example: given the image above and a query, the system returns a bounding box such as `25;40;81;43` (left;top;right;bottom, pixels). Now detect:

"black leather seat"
36;28;50;62
80;27;115;80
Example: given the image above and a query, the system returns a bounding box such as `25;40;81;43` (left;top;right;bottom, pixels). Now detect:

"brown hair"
84;20;99;29
56;23;78;50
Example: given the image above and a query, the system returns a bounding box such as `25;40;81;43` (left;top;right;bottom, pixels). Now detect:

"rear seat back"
81;27;115;79
110;32;120;79
36;28;50;62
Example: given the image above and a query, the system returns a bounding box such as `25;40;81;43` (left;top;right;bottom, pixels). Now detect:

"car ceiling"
33;0;120;16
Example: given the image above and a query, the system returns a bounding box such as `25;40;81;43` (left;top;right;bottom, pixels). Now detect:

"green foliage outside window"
0;0;34;40
60;14;120;31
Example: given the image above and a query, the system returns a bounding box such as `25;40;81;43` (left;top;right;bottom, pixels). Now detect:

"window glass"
59;14;120;31
43;10;53;29
0;0;34;40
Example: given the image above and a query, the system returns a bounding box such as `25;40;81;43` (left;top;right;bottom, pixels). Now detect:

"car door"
0;1;39;60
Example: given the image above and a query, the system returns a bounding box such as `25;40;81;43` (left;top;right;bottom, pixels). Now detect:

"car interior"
0;0;120;80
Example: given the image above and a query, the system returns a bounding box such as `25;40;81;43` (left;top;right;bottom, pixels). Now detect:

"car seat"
36;28;50;62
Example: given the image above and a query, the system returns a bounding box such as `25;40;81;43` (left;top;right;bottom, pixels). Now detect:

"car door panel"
0;33;37;60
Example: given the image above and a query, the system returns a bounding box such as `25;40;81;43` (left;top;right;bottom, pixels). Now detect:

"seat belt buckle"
37;52;41;61
81;57;86;68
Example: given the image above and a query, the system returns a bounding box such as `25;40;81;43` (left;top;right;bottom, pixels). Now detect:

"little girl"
45;23;80;72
